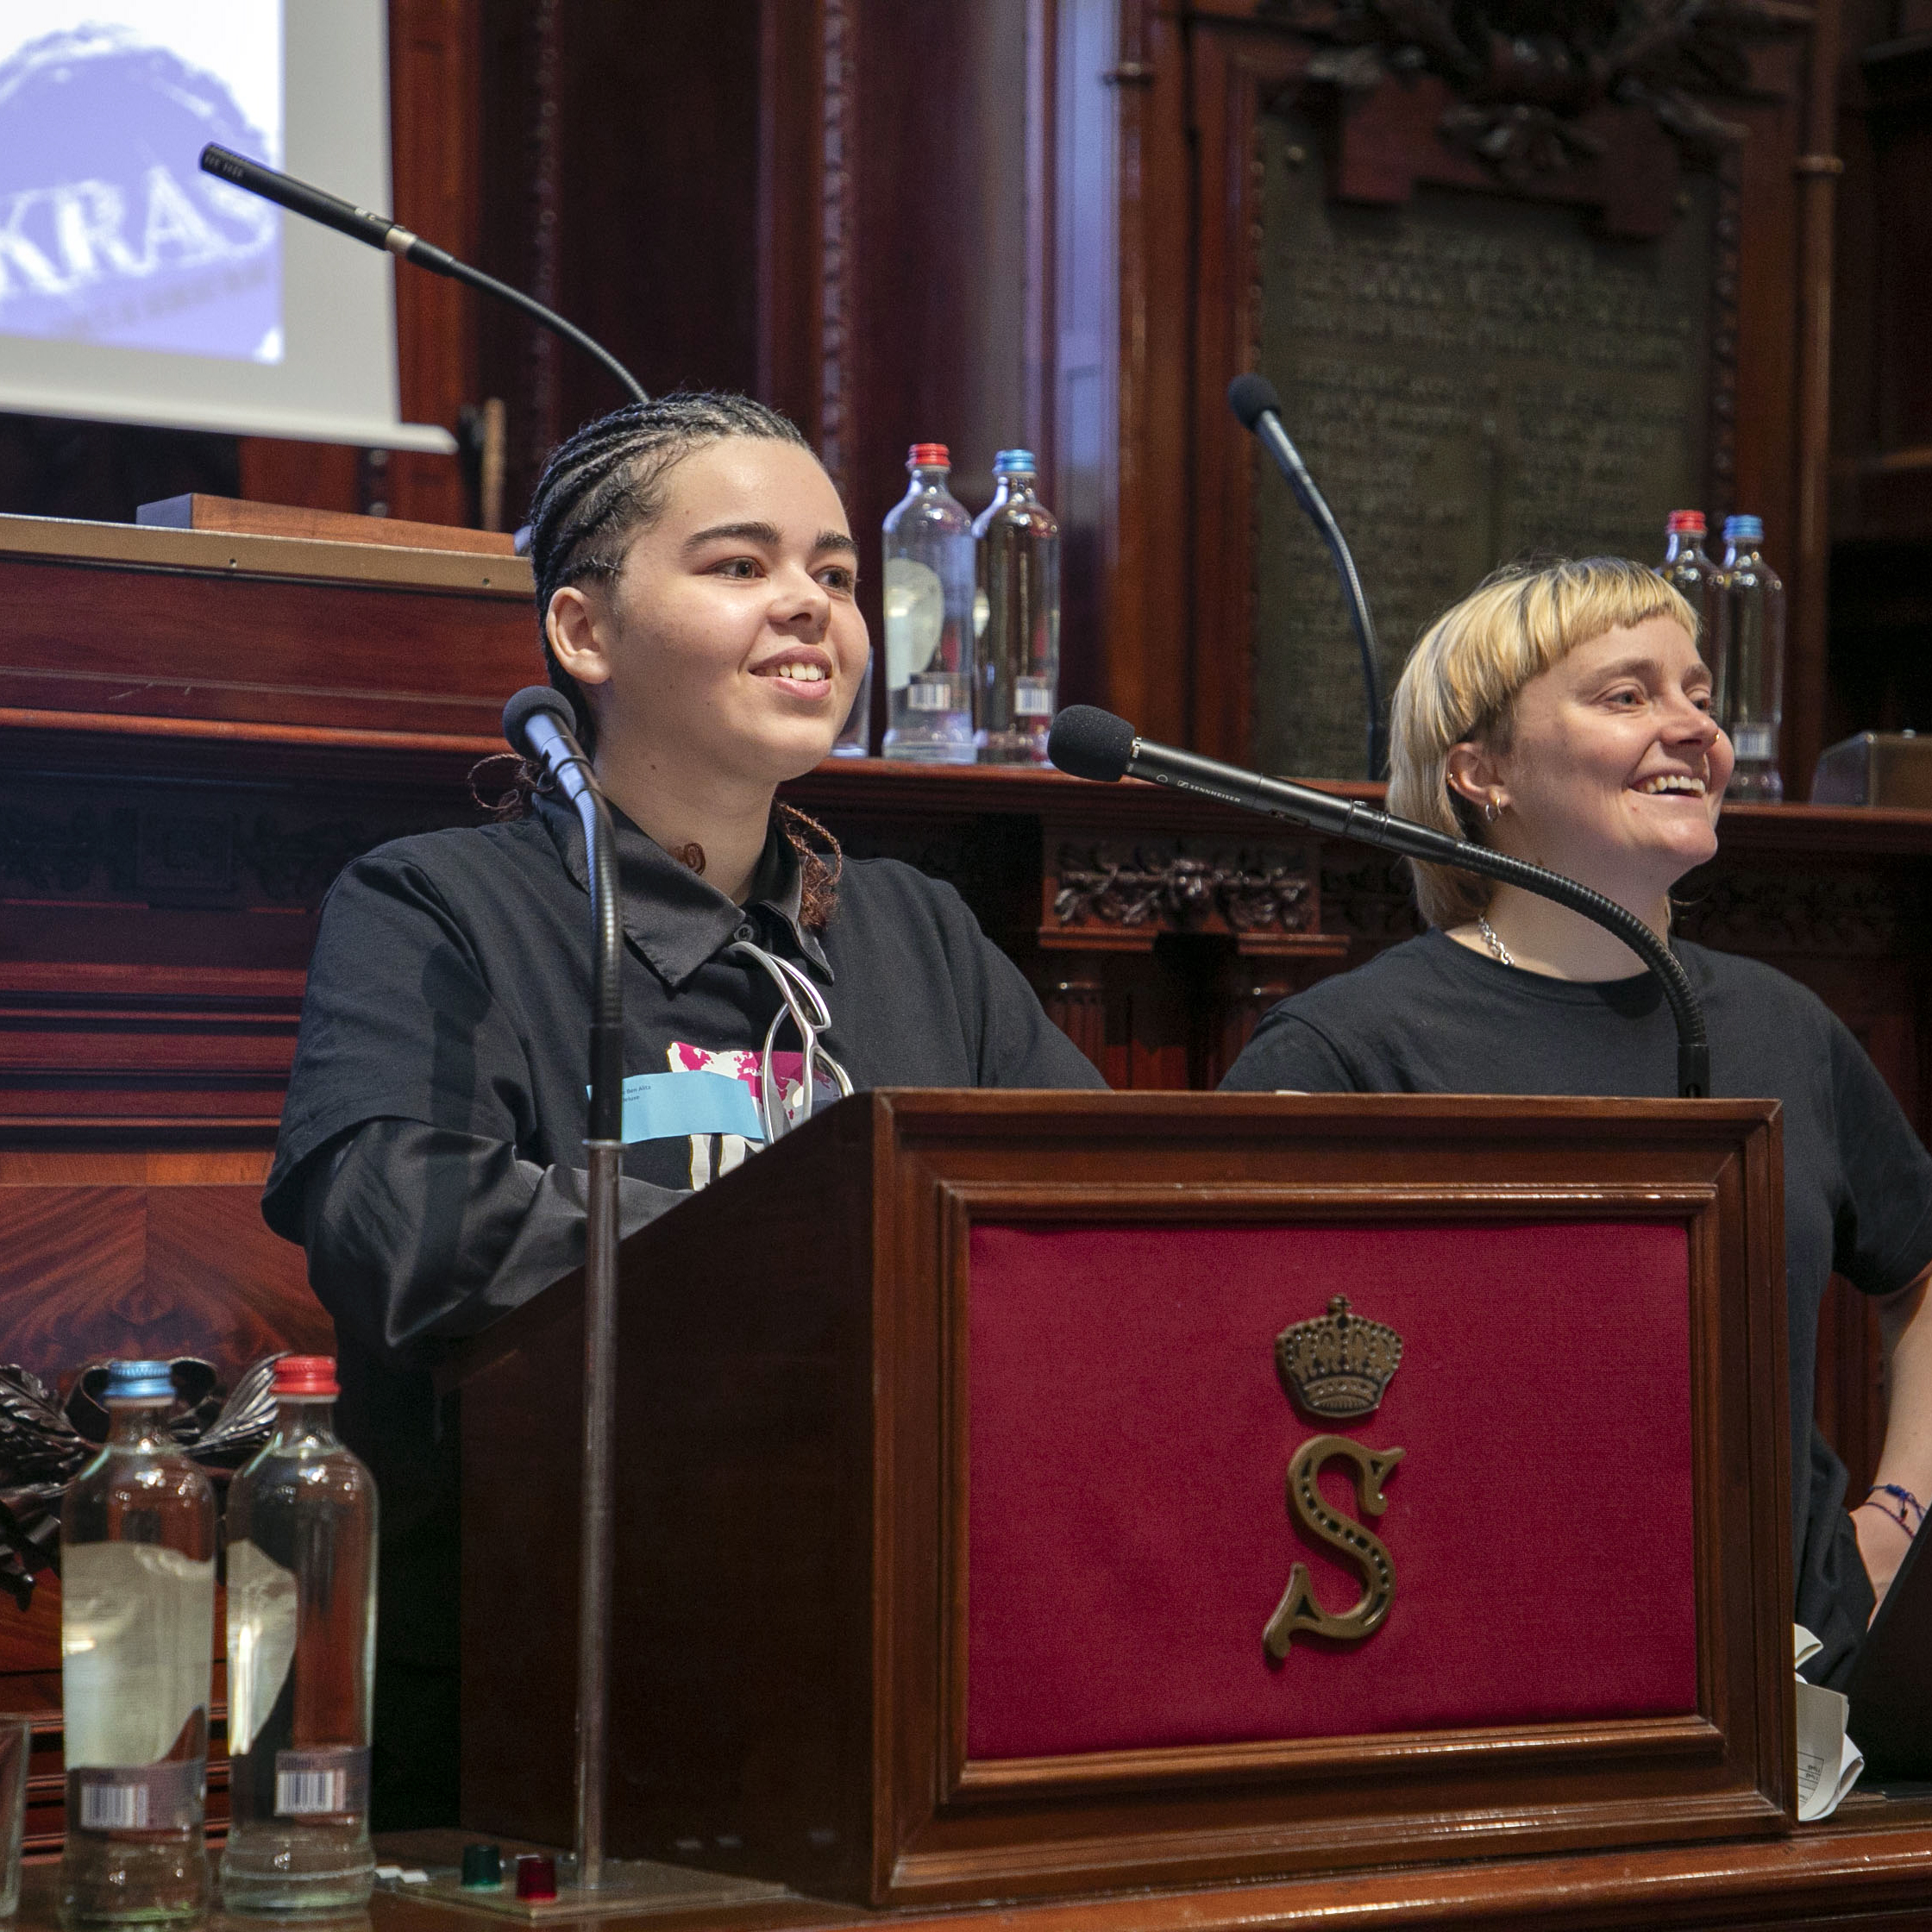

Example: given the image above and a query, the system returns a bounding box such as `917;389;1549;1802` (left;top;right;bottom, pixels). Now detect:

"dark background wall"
0;0;1924;786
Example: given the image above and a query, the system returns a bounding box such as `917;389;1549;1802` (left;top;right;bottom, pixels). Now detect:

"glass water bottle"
881;442;976;762
60;1361;215;1924
1716;515;1786;802
831;649;875;756
220;1356;378;1914
1658;511;1721;655
973;450;1060;764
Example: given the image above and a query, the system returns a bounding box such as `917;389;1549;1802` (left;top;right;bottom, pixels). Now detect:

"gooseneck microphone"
501;687;622;1134
200;144;647;406
1049;705;1711;1098
1228;373;1386;781
499;688;622;1890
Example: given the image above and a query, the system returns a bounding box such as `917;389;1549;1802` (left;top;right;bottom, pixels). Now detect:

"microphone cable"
201;143;646;405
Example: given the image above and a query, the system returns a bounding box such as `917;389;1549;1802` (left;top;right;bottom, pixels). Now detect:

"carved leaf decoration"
188;1354;284;1467
0;1366;91;1486
1260;0;1801;179
164;1360;226;1448
0;1355;288;1613
0;1369;92;1605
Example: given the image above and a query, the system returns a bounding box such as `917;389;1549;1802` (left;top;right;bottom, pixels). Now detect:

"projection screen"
0;0;454;451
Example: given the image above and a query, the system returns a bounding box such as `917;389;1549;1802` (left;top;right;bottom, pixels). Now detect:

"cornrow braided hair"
527;392;811;753
470;392;842;925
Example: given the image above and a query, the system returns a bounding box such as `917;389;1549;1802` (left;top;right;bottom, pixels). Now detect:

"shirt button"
734;923;756;942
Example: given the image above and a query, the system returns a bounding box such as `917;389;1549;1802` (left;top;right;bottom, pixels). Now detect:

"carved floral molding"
1257;0;1804;185
1052;843;1314;935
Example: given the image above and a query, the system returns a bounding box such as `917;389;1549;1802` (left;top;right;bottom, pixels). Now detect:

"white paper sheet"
1793;1623;1864;1820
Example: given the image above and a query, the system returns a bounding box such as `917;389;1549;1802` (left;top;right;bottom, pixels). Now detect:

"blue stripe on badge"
613;1071;765;1145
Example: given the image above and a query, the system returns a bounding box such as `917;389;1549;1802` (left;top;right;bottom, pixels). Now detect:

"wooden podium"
450;1091;1793;1910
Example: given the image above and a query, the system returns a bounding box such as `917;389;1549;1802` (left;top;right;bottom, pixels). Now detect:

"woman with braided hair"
262;394;1103;1825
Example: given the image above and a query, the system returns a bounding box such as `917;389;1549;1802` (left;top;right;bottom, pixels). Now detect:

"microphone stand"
1228;375;1386;781
500;692;624;1894
200;143;647;405
1051;710;1711;1098
575;788;624;1894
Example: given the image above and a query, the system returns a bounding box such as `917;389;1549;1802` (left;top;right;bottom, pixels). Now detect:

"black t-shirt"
1221;928;1932;1684
262;794;1103;1825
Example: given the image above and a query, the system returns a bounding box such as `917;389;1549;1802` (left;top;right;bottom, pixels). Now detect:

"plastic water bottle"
1658;511;1721;656
60;1361;215;1923
221;1356;378;1914
1716;515;1785;801
881;443;975;762
972;450;1060;764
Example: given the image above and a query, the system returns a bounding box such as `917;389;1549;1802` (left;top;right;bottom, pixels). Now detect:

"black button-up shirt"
261;794;1102;1826
267;792;1101;1295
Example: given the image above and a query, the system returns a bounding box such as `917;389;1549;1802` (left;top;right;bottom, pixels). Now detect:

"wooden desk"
11;1806;1932;1932
3;517;1930;1907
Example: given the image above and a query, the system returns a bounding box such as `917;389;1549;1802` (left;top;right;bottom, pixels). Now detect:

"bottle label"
1013;679;1054;718
906;675;966;713
225;1538;298;1755
70;1760;205;1834
1731;723;1775;761
62;1542;215;1770
882;557;944;692
274;1746;370;1818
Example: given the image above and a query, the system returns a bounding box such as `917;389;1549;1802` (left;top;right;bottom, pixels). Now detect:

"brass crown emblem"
1275;1295;1403;1418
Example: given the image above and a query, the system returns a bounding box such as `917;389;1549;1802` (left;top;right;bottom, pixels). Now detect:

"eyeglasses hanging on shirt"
726;938;853;1143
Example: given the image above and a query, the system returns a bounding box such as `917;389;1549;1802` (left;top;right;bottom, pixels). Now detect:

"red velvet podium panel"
452;1092;1791;1910
965;1219;1697;1760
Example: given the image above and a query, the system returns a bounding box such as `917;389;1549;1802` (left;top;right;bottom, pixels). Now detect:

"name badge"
614;1071;765;1145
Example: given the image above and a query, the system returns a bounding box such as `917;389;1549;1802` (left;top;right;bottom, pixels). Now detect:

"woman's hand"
1853;1499;1915;1617
1860;1264;1932;1621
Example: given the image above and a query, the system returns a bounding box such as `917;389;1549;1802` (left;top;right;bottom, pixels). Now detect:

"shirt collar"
535;793;831;988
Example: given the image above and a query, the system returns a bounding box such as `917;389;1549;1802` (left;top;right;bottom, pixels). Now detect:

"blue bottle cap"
1722;514;1764;543
104;1360;174;1402
994;448;1036;474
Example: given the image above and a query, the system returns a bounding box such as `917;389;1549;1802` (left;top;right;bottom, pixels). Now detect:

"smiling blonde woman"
1223;556;1932;1690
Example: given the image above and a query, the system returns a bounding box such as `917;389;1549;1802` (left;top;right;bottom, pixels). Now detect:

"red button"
515;1855;557;1902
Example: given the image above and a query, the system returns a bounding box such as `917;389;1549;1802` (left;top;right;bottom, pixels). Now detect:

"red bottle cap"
906;442;949;468
515;1855;557;1902
1666;510;1705;534
273;1355;340;1398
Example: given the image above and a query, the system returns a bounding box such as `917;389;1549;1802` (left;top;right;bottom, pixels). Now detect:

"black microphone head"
1227;372;1283;430
200;144;248;185
502;684;578;755
1048;706;1137;783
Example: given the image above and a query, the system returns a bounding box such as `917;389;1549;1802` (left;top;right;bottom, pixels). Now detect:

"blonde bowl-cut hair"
1388;557;1701;930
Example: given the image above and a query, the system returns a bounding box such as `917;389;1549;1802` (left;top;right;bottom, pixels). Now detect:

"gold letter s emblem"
1264;1433;1403;1660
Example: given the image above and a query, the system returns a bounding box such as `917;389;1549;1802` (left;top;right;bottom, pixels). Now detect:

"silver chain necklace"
1477;916;1516;968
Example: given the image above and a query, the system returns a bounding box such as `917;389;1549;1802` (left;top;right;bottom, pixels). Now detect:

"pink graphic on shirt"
668;1041;836;1188
668;1039;809;1102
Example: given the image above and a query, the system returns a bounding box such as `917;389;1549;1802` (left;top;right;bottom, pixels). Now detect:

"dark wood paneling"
474;0;767;521
0;417;239;527
1161;5;1828;777
0;1167;323;1385
1826;18;1932;762
0;545;533;739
